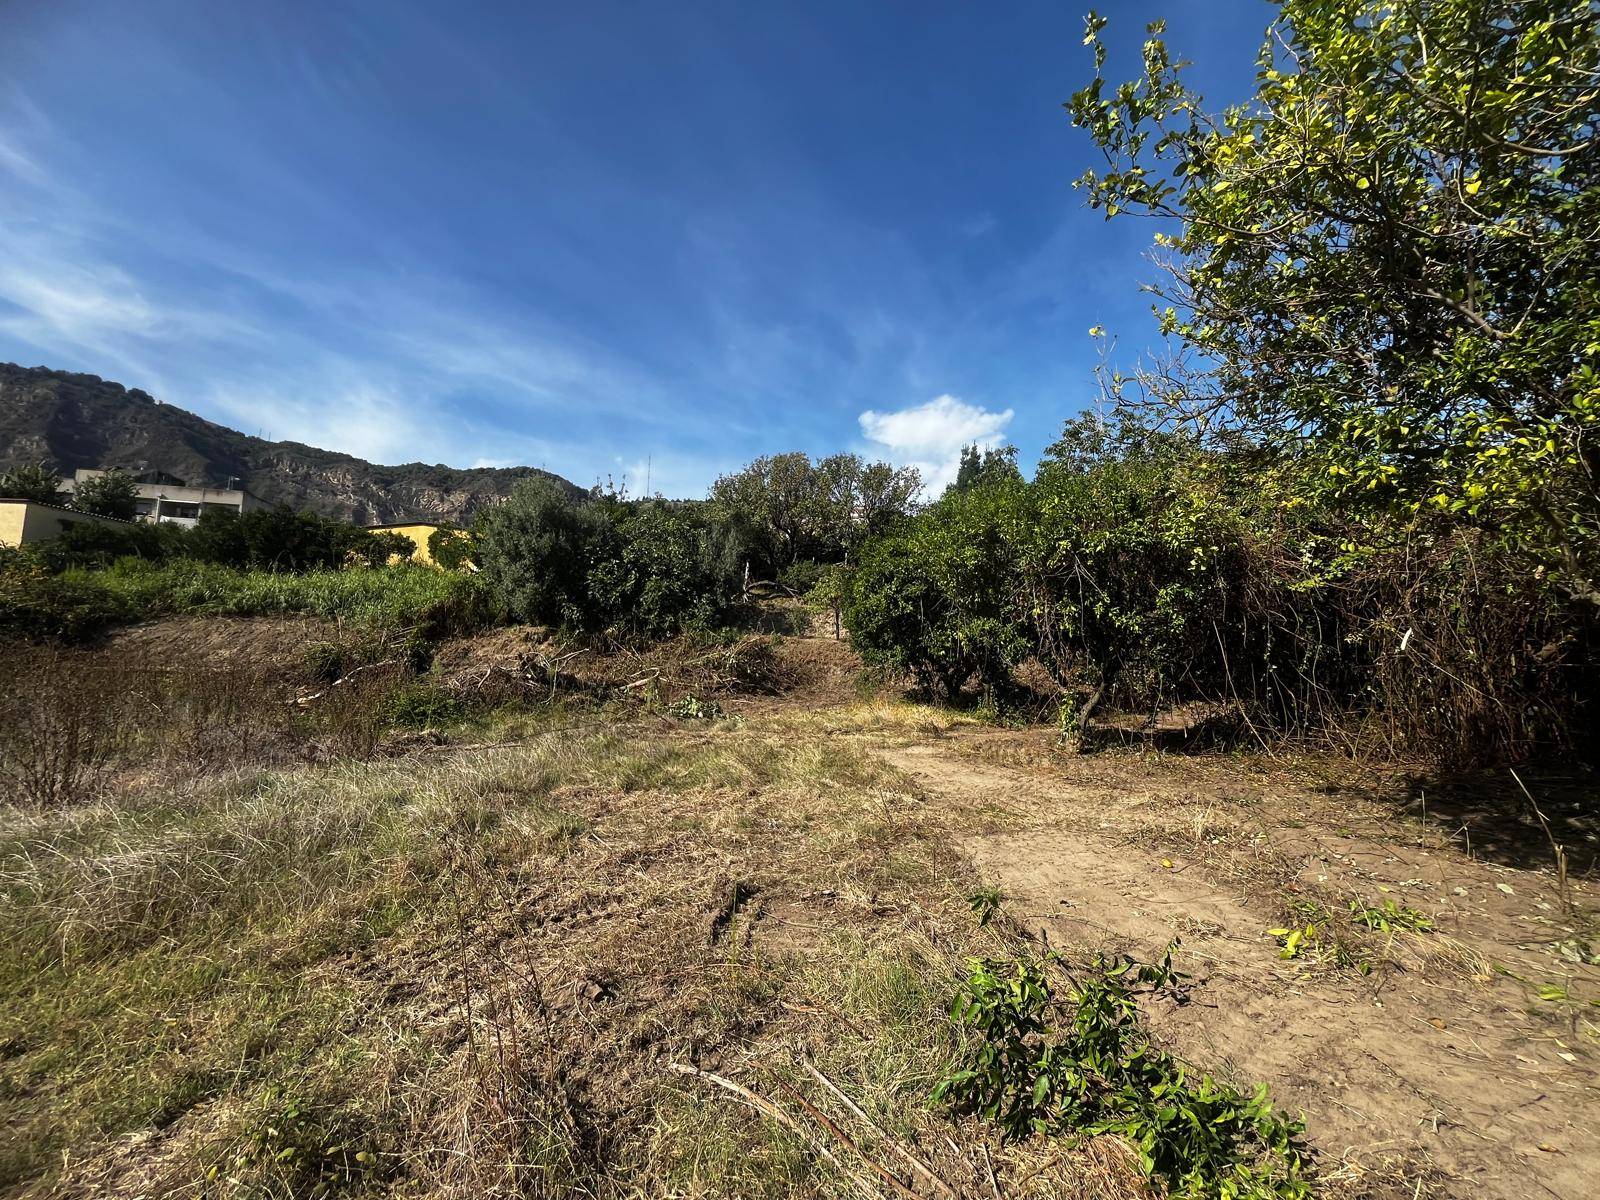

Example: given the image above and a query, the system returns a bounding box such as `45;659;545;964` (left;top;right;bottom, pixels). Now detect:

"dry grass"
0;703;1155;1199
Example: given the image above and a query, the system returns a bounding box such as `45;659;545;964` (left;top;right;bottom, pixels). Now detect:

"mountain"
0;363;585;524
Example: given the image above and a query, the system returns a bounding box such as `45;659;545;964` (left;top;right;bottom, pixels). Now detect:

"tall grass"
79;559;486;628
0;556;493;641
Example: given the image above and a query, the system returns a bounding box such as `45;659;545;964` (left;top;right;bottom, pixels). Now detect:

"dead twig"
666;1063;881;1193
769;1073;922;1200
799;1057;956;1198
1510;768;1572;913
292;658;399;706
982;1142;1002;1200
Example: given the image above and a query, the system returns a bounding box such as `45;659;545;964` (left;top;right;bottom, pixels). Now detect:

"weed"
967;885;1005;927
1553;938;1600;967
385;683;467;729
1268;924;1318;961
302;641;347;684
0;645;128;807
667;694;726;720
218;1086;382;1196
934;950;1309;1198
1348;898;1433;934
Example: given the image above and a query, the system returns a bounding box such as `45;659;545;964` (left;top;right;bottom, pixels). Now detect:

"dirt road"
873;726;1599;1200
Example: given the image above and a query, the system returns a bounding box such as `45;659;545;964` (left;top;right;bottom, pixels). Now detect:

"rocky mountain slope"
0;363;583;524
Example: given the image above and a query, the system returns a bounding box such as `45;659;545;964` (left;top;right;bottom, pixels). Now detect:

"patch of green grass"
50;559;490;633
385;682;467;729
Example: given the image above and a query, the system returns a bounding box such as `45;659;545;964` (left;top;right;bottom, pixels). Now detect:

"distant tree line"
474;453;922;638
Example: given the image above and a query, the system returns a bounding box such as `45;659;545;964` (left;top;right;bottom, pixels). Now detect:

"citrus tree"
1070;0;1600;604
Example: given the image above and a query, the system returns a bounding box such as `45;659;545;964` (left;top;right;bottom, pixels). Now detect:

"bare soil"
877;726;1599;1200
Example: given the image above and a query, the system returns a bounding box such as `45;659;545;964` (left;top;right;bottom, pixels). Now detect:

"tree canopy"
71;470;140;520
707;452;920;575
1069;0;1600;604
0;463;63;505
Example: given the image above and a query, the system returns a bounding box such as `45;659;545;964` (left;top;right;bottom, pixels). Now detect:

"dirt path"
876;731;1600;1200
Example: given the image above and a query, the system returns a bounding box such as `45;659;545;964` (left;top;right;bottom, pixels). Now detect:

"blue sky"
0;1;1270;496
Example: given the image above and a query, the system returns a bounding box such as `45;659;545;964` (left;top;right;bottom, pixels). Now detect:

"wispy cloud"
859;394;1014;496
0;134;48;185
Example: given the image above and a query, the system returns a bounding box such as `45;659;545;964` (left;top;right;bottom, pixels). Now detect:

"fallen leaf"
1427;1018;1446;1030
1537;1143;1559;1153
1496;883;1515;895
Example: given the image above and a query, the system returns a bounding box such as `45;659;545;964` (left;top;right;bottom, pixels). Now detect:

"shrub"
0;548;133;640
1023;429;1253;720
28;520;189;571
844;484;1027;701
384;683;466;729
0;462;63;503
478;483;741;637
935;951;1309;1198
476;478;598;626
364;530;417;567
0;645;131;806
587;500;741;637
70;469;139;519
428;524;475;571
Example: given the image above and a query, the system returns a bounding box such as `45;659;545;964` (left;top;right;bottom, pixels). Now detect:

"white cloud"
858;393;1013;495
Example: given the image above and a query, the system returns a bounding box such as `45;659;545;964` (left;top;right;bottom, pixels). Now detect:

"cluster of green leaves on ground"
934;950;1310;1199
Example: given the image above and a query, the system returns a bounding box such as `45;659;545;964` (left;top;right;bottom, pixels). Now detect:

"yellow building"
0;499;136;548
364;522;467;567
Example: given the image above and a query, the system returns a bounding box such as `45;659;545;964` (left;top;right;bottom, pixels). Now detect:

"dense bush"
187;506;409;570
0;462;64;504
847;484;1026;700
476;478;605;628
28;520;193;572
0;548;134;641
477;480;741;637
20;505;415;573
427;524;475;570
844;414;1597;763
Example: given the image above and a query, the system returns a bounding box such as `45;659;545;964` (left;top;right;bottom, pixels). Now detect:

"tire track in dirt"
876;735;1600;1200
